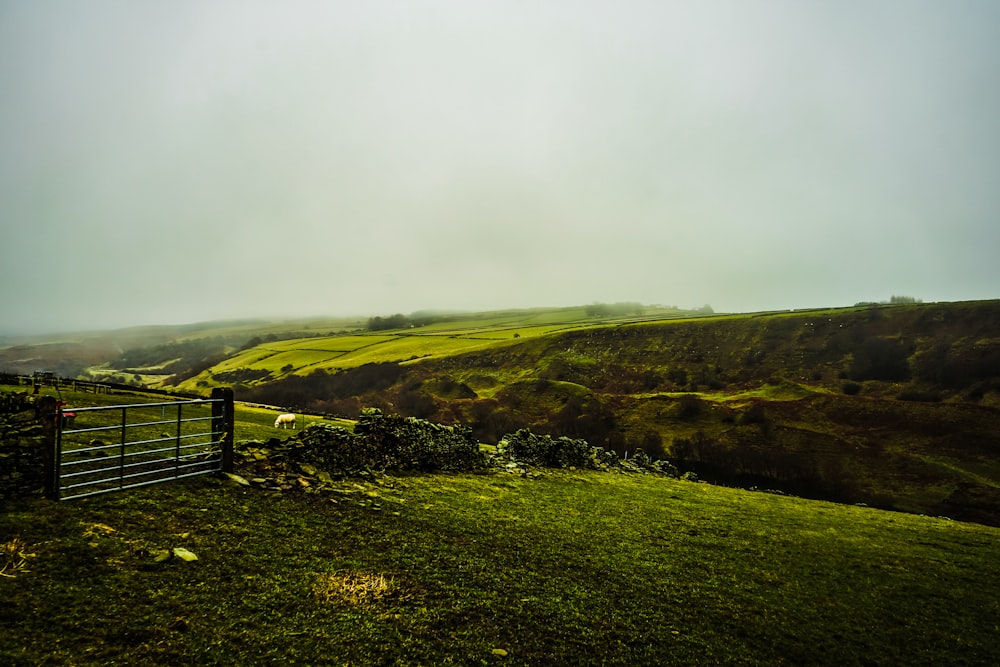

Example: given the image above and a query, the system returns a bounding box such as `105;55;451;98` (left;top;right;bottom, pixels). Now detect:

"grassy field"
232;402;354;441
174;306;688;392
2;470;998;665
0;383;351;444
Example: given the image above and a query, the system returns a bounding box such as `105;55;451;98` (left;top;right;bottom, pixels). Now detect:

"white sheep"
274;413;296;429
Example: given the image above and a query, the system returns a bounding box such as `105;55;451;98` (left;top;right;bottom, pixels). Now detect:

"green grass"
0;383;352;446
173;306;691;391
232;404;353;442
2;471;999;665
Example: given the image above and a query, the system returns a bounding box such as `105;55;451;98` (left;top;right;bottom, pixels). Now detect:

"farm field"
7;299;1000;523
0;382;351;444
4;301;1000;663
2;471;999;665
174;305;690;392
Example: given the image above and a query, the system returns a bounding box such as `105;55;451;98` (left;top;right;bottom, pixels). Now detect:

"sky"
2;1;999;335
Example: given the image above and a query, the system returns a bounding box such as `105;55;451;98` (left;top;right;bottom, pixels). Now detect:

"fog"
2;1;999;335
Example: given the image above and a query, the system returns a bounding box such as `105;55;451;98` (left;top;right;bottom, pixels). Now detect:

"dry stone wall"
0;392;54;499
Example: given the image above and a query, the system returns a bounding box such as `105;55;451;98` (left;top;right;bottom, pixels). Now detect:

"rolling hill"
5;300;1000;524
208;300;1000;524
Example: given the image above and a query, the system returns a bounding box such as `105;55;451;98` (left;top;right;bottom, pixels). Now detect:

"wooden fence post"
212;388;235;473
36;395;59;499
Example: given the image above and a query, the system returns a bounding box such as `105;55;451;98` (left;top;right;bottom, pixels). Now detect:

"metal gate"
54;391;233;500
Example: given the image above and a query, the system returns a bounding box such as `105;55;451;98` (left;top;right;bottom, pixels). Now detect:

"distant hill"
5;300;1000;524
224;299;1000;524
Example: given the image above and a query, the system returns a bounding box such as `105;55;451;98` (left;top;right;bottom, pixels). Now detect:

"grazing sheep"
274;413;296;429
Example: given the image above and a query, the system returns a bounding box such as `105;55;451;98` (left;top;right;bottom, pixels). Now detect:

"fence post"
37;396;59;499
212;388;235;473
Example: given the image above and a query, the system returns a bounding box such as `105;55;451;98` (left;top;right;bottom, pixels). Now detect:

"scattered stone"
173;547;198;562
224;472;251;486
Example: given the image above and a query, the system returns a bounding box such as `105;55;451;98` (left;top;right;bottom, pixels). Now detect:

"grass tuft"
313;570;400;607
0;535;33;578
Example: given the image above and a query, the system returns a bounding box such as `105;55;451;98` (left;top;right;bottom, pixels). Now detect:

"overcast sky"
2;1;998;335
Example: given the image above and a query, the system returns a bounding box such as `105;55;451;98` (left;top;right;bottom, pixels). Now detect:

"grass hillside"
209;300;1000;525
0;316;368;386
6;301;1000;523
171;305;688;393
3;472;999;665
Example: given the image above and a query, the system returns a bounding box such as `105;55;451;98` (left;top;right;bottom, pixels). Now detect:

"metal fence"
54;390;233;500
9;373;114;394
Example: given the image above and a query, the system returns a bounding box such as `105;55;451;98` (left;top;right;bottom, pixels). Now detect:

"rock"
224;473;251;486
172;547;198;562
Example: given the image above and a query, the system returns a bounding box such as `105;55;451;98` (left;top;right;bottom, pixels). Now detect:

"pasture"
174;306;687;392
0;382;352;444
2;470;999;665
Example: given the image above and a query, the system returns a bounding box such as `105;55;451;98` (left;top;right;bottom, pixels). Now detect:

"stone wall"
0;392;54;499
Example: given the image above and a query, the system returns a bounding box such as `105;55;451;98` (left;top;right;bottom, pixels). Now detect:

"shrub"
739;402;768;425
896;388;942;402
849;338;911;381
213;369;272;384
639;430;667;460
842;382;862;396
677;394;702;420
367;314;410;331
889;295;922;305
